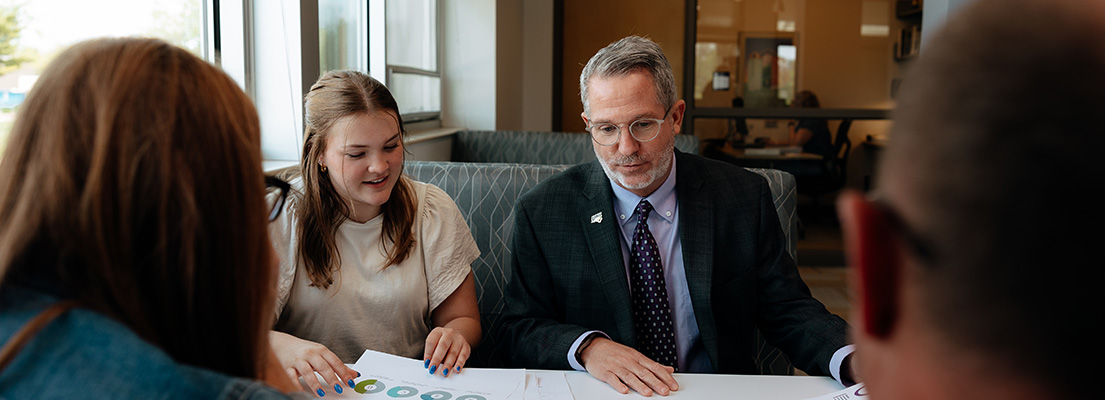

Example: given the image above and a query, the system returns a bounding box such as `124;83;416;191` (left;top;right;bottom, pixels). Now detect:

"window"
0;0;207;151
320;0;368;72
384;0;441;122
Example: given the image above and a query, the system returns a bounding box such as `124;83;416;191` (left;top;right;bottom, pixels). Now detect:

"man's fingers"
632;367;673;396
643;361;679;392
616;370;654;397
596;371;631;395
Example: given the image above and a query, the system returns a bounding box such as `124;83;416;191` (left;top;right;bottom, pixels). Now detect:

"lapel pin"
590;212;603;224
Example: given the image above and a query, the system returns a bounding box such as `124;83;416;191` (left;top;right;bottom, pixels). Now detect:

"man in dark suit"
494;36;853;396
839;0;1101;399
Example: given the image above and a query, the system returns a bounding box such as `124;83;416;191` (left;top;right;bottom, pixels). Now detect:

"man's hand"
580;337;679;396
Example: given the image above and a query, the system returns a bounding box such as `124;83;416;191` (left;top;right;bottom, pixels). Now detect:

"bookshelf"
894;0;923;61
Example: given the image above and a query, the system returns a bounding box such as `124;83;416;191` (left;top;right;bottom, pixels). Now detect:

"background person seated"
765;90;833;159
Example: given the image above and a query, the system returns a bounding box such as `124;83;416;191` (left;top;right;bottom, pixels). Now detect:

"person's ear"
580;112;590;129
669;100;687;134
837;190;902;339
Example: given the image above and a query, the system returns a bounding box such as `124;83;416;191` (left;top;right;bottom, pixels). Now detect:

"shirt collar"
609;156;678;225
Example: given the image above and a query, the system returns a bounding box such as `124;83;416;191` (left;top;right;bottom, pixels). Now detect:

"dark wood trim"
694;107;891;120
682;0;697;136
552;0;564;131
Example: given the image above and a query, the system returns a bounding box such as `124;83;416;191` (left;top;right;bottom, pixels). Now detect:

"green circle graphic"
354;379;385;394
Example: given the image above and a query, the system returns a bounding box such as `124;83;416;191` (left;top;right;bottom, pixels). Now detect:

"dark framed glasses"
265;175;290;222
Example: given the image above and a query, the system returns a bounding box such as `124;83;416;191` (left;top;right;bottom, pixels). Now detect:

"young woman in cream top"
268;71;480;398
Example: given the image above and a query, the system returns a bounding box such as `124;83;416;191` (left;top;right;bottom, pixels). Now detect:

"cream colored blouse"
270;178;480;362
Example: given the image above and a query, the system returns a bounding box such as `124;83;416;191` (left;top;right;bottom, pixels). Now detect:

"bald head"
881;0;1105;396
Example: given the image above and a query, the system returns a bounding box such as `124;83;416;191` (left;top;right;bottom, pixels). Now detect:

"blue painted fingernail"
357;371;361;377
317;388;325;397
429;365;437;375
456;366;461;372
424;359;430;368
443;368;449;377
335;384;343;394
348;379;356;388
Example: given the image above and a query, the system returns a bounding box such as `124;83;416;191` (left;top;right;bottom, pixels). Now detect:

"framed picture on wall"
738;32;798;108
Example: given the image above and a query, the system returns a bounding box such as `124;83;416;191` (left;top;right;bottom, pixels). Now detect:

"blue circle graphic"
387;386;419;398
420;390;452;400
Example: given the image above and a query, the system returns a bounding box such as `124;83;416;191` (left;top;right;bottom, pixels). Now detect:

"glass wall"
693;0;900;142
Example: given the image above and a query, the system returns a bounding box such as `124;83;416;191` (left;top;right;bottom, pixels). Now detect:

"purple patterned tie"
629;200;678;370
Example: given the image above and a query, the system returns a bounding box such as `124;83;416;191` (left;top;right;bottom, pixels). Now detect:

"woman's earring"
320;164;328;173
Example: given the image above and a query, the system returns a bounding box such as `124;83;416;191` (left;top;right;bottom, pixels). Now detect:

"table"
535;370;845;399
704;143;824;177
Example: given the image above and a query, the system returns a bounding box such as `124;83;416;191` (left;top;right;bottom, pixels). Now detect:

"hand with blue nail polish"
422;273;481;378
422;326;477;378
271;331;359;397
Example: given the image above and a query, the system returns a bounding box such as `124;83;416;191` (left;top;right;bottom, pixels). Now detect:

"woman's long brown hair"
0;38;274;378
294;70;416;288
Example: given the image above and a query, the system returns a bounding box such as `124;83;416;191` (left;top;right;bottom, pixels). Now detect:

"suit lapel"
675;152;720;364
581;163;637;346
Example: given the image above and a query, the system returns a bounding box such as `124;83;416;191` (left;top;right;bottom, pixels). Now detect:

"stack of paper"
327;349;572;400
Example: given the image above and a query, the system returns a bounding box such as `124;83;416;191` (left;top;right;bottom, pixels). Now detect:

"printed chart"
800;383;867;400
329;350;525;400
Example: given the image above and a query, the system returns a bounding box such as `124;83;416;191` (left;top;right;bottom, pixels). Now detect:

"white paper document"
329;349;525;400
514;372;572;400
800;383;868;400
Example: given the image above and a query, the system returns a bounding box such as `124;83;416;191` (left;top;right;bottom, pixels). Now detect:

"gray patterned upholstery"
451;130;700;164
405;161;796;375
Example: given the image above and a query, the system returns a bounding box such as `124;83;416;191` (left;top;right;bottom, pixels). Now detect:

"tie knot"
635;200;653;223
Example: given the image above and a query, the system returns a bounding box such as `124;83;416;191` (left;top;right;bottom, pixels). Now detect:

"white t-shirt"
270;178;480;362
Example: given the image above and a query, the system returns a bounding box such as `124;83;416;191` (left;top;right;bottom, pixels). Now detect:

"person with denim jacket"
0;38;306;399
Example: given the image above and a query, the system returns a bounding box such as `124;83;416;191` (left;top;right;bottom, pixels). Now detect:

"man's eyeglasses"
587;105;673;146
265;175;290;222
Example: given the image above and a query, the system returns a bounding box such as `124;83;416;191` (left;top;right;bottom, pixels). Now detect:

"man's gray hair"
579;36;677;116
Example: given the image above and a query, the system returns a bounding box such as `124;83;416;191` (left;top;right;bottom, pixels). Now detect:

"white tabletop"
534;370;845;400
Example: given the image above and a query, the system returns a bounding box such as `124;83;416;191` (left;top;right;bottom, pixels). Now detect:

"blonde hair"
0;38;273;378
294;70;415;288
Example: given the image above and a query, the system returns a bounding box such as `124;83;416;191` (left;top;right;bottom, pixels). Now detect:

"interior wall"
560;0;686;132
443;0;554;132
496;0;524;130
442;0;497;130
521;0;555;131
